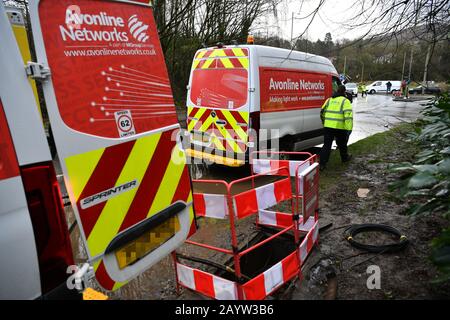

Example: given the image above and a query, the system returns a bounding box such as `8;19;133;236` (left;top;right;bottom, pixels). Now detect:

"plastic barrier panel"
298;163;319;223
252;158;311;177
193;193;228;219
242;251;299;300
299;221;319;264
233;178;291;219
176;263;238;300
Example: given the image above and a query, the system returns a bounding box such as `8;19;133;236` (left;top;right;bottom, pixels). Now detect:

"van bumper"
185;148;245;167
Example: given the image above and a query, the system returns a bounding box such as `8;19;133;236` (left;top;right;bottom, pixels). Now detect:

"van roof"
200;44;338;75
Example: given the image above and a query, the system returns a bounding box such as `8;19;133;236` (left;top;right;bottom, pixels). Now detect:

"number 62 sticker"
114;110;136;138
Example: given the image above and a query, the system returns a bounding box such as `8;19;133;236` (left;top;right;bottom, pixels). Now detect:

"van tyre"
280;136;295;152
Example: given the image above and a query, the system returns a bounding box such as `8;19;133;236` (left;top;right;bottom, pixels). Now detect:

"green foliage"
390;94;450;281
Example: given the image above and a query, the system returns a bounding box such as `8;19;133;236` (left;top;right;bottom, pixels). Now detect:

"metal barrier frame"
172;153;320;300
250;151;319;225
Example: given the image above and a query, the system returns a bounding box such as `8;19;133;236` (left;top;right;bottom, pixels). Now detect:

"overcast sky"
257;0;373;42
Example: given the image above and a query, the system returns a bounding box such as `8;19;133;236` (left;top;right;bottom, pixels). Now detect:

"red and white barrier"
299;221;319;264
258;209;316;231
242;251;299;300
258;209;292;228
252;158;311;177
297;162;319;223
297;162;319;195
193;177;292;220
193;193;228;219
177;221;319;300
179;155;320;300
233;178;291;219
176;263;238;300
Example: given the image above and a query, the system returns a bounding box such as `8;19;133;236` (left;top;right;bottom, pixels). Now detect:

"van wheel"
280;136;295;152
370;89;376;94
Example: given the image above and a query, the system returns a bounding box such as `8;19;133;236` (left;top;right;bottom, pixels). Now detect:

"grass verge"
319;123;420;192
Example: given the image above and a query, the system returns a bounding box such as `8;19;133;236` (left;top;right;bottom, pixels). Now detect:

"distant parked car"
409;85;442;95
345;82;358;96
367;80;401;94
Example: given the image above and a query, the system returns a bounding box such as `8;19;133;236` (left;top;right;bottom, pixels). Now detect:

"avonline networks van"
367;80;401;94
185;44;340;166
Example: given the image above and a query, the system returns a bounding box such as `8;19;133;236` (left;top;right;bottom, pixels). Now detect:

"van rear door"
29;0;194;291
186;47;250;166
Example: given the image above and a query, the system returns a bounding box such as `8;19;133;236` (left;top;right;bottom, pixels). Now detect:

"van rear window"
190;68;248;109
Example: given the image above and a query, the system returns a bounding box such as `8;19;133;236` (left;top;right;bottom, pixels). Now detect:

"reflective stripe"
324;117;345;122
86;134;161;257
324;110;344;114
187;106;249;154
322;98;330;112
339;98;346;112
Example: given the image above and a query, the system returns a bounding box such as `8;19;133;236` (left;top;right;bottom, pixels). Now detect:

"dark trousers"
320;127;350;166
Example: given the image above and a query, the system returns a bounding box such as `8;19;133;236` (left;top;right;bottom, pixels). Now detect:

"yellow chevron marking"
201;58;215;69
192;50;207;69
187;107;206;132
232;48;249;69
231;48;247;57
210;49;226;57
221;110;248;142
212;135;226;151
192;59;200;70
93;260;101;272
238;57;249;69
91;260;127;291
198;114;215;132
66;148;105;201
215;123;242;153
147;144;186;217
210;50;233;69
112;280;127;291
87;133;161;258
220;57;234;68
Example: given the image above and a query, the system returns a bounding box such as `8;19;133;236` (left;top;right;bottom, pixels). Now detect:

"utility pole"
422;44;432;94
401;51;407;80
290;12;294;43
343;56;347;76
408;47;413;81
361;62;364;83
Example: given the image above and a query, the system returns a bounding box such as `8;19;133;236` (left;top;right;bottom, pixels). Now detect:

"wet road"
191;94;430;181
348;94;428;145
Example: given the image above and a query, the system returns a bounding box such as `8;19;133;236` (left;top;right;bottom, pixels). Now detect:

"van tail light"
20;161;74;294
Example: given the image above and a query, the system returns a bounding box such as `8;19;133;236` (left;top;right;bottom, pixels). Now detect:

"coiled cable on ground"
344;224;409;253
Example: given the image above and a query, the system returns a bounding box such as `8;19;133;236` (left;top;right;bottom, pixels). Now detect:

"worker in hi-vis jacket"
319;85;353;171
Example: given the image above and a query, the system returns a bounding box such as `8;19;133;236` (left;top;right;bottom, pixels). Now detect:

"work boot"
342;154;353;163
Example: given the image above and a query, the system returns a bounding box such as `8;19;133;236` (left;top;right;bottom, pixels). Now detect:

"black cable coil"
344;224;409;253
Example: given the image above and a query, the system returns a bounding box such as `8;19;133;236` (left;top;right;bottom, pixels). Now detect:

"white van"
185;44;340;166
367;80;401;94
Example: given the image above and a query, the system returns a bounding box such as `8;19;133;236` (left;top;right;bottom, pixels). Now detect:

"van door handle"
216;120;227;126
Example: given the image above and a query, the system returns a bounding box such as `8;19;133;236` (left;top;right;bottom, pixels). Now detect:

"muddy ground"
92;122;450;300
292;124;450;300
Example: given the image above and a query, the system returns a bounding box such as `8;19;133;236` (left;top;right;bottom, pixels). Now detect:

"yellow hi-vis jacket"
321;96;353;131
